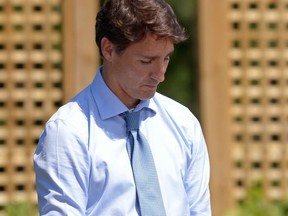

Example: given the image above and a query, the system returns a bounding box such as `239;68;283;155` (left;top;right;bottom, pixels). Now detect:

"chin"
139;92;156;100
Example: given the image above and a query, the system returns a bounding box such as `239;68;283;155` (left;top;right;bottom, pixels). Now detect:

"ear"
101;37;115;62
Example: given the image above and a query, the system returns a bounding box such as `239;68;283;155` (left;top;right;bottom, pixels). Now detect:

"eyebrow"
140;50;174;60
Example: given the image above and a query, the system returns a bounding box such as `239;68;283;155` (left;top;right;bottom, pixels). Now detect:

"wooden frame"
63;0;100;102
198;0;233;215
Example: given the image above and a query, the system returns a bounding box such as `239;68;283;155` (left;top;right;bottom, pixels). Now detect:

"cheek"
120;59;151;83
119;70;140;89
127;66;147;82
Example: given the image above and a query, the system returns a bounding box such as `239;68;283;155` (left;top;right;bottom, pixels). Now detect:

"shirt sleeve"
185;117;211;216
34;119;90;216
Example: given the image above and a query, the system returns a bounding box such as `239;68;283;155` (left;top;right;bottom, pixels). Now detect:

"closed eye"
140;59;153;64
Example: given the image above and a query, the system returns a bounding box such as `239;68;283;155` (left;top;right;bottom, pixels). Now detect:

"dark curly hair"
95;0;187;55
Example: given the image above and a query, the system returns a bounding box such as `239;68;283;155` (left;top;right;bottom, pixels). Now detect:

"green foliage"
158;0;199;116
224;183;288;216
4;202;38;216
275;200;288;216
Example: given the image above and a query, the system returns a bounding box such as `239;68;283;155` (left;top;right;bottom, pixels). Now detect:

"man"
34;0;211;215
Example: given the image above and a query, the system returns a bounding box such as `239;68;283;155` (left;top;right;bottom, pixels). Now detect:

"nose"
151;61;167;83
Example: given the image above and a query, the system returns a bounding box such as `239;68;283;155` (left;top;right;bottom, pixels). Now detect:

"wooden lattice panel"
228;0;288;203
0;0;63;213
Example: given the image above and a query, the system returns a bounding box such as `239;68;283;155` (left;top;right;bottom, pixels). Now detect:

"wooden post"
63;0;100;102
198;0;233;215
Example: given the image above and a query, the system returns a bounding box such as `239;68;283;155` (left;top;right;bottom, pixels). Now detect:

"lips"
143;84;158;92
145;84;157;88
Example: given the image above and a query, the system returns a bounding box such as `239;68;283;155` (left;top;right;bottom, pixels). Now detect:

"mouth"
143;84;158;90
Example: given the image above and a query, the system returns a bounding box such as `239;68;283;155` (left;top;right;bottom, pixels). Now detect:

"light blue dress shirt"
34;67;211;216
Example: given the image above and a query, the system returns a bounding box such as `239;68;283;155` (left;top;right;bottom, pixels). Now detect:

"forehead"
125;34;174;56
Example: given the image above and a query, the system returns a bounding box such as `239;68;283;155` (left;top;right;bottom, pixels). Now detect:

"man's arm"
185;118;211;216
34;119;89;215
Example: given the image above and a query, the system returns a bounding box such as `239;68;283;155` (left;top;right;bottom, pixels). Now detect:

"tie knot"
125;111;140;131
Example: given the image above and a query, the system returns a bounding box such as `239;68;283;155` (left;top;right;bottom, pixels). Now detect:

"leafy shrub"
224;182;288;216
4;202;38;216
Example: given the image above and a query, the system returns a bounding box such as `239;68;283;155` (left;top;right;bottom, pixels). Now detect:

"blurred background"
0;0;287;215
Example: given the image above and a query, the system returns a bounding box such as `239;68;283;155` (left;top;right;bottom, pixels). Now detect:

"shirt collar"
91;66;156;120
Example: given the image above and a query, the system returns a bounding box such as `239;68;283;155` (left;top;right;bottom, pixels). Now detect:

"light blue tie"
125;111;166;216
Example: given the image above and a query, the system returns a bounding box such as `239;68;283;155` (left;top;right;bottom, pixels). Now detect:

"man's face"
102;34;174;108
